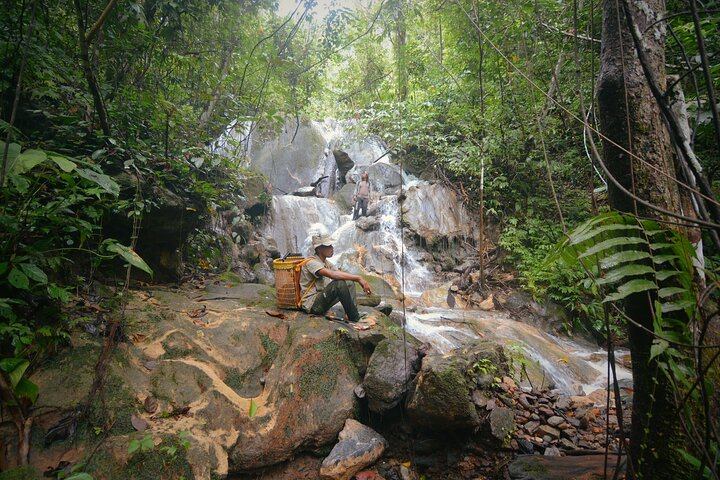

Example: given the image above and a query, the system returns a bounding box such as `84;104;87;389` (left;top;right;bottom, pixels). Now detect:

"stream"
223;118;631;396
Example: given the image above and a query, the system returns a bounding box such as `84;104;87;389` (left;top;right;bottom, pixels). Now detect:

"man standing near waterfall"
299;234;372;322
352;172;372;220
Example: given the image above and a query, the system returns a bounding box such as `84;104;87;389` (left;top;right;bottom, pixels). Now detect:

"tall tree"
597;0;695;477
73;0;118;137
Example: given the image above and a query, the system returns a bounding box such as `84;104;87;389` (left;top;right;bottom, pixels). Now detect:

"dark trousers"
353;198;369;220
309;279;359;322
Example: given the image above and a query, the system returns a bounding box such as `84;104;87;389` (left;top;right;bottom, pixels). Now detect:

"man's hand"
359;278;372;295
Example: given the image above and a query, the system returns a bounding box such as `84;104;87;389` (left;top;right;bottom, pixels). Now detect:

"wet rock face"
249;120;328;195
320;419;387;480
403;183;474;243
363;339;421;413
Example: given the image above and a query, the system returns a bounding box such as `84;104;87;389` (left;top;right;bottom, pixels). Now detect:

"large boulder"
403;183;475;243
405;342;509;432
363;338;422;413
320;419;387;480
27;287;378;479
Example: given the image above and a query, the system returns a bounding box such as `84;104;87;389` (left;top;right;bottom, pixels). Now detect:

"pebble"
547;415;564;427
544;446;562;456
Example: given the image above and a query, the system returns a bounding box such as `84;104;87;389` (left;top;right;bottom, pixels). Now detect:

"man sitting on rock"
299;234;372;322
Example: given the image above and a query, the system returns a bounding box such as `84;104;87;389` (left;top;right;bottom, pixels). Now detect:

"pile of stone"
493;377;633;456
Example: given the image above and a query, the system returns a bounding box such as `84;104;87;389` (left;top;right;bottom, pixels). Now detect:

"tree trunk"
597;0;692;478
393;0;408;102
73;0;115;137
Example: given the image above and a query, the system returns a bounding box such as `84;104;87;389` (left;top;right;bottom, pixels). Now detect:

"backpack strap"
295;258;317;309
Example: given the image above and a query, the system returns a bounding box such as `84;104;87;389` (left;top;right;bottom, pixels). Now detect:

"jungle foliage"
1;0;719;476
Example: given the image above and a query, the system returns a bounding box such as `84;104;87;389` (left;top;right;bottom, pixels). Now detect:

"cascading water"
243;118;631;396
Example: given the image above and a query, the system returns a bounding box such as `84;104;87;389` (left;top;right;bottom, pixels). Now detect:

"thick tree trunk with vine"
597;0;692;478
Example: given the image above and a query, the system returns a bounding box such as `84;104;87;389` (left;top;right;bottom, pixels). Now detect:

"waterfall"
238;118;630;396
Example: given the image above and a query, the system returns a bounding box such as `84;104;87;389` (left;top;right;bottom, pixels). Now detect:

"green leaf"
658;287;687;298
106;242;154;277
0;358;29;388
650;339;669;360
595;264;654;286
128;439;141;455
0;141;22;181
13;149;47;174
0;263;7;276
65;474;94;480
76;168;120;196
249;398;257;418
569;223;640;246
8;173;30;193
578;237;646;259
655;270;682;281
661;300;696;313
49;154;77;172
8;268;30;290
603;279;657;302
652;255;679;265
599;251;651;269
140;434;155;451
47;284;73;303
14;378;38;403
19;263;47;285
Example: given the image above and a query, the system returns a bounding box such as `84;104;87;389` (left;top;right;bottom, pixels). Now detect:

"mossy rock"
0;466;43;480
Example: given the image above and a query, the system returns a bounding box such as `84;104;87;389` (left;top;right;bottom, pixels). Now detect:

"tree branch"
85;0;119;44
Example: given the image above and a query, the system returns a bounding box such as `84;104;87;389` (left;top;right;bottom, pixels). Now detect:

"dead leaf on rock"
131;333;147;343
131;414;148;432
144;396;158;414
188;305;207;318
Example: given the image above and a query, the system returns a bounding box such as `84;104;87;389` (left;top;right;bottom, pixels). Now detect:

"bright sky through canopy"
276;0;365;20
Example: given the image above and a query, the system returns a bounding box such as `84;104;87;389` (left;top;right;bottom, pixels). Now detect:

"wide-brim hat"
312;234;334;249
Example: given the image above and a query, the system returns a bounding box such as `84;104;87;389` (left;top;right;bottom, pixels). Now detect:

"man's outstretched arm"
317;268;372;295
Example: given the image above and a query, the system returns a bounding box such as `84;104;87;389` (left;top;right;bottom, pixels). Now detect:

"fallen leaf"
131;414;148;432
131;333;147;343
265;310;288;320
557;358;569;363
144;396;158;414
188;305;207;318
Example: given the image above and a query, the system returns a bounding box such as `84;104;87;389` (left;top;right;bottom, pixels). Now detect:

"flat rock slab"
509;454;626;480
200;283;276;304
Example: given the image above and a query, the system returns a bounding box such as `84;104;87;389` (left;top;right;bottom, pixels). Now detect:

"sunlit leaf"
13;149;47;174
249;398;258;417
595;264;654;285
599;251;651;269
106;242;154;276
0;358;29;388
603;279;657;302
49;154;77;172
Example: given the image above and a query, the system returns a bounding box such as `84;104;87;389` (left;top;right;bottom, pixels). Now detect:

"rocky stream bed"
2;279;631;480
